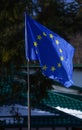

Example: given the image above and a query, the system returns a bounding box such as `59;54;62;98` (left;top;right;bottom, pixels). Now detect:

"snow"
0;104;55;124
0;104;55;116
56;106;82;119
0;104;82;124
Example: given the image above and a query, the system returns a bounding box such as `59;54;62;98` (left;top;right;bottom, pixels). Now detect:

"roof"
0;65;82;127
40;91;82;116
0;87;82;127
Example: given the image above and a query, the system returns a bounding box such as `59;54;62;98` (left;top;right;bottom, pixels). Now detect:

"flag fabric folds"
25;12;74;87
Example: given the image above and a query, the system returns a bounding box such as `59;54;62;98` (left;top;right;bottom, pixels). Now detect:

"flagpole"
27;60;31;130
25;9;31;130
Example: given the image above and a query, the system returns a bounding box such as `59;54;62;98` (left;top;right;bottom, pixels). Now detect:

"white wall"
73;70;82;87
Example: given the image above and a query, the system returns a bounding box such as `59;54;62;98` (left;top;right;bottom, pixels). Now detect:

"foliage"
29;70;52;107
0;0;35;69
37;0;82;37
0;0;82;68
0;66;52;106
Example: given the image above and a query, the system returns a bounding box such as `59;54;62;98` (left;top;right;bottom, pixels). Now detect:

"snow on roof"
0;104;55;124
0;104;55;117
55;106;82;119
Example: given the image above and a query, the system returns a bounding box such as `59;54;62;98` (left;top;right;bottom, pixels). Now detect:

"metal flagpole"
25;9;31;130
25;1;34;128
27;60;31;130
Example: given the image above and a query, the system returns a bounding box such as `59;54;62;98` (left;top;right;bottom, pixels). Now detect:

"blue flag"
25;12;74;87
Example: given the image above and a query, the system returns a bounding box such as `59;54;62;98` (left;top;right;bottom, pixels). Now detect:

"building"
0;62;82;130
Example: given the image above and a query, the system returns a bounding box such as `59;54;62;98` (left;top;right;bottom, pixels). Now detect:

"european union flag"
25;12;74;87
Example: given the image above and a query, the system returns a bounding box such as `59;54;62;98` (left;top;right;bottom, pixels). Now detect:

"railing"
0;116;28;128
0;115;82;128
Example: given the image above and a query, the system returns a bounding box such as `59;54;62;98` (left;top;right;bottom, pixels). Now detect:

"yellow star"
55;40;59;45
50;34;54;38
60;56;64;61
59;49;63;53
58;63;61;68
35;50;38;54
34;42;38;47
37;35;42;40
42;65;47;70
51;66;56;71
43;32;47;36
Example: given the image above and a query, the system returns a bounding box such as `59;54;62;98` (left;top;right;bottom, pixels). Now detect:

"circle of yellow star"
43;32;47;36
55;40;59;44
59;49;63;53
60;56;64;61
50;34;54;38
34;42;38;47
42;65;47;70
51;66;56;71
37;35;42;40
58;63;61;68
